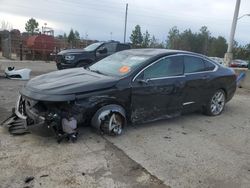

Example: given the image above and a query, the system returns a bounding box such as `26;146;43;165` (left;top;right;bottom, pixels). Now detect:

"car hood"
20;68;119;101
58;49;89;55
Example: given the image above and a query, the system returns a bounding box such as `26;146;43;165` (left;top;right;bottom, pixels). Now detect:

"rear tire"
204;89;226;116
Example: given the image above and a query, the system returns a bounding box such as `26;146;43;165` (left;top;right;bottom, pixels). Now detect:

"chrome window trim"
184;54;218;75
149;75;185;81
132;53;219;82
132;54;184;82
183;101;195;106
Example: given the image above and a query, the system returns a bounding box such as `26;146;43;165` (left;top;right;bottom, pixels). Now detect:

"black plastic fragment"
24;176;34;183
40;174;49;178
1;111;30;135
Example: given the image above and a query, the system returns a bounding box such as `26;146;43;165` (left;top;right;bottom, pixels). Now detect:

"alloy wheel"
210;90;225;115
109;113;123;135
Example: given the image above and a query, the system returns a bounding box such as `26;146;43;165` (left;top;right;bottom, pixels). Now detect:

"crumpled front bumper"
1;110;29;135
1;95;56;137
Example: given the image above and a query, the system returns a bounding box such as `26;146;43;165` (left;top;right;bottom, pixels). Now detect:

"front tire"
101;113;124;136
204;89;226;116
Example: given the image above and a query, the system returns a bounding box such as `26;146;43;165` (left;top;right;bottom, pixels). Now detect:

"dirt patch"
102;138;168;188
236;87;250;96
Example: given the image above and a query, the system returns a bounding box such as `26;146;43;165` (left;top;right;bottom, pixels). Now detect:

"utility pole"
224;0;241;66
8;31;12;59
85;32;88;47
123;3;128;43
110;32;113;40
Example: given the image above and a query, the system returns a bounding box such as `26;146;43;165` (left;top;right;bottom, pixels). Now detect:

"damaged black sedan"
2;49;236;138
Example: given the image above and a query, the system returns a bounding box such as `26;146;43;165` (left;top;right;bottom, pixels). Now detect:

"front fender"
77;56;95;64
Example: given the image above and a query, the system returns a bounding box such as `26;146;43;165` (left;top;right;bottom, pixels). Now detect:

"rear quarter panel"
209;66;236;102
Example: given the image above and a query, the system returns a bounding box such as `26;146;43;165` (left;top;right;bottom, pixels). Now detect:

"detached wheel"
101;113;124;136
205;89;226;116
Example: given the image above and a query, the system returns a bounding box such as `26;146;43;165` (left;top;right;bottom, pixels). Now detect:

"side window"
184;56;206;73
103;43;117;53
204;60;216;71
143;56;184;79
116;44;130;51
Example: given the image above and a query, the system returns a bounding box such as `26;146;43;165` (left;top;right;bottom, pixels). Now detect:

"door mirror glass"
136;78;149;84
135;72;148;84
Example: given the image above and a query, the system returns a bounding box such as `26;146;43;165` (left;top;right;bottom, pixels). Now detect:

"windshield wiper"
88;68;106;75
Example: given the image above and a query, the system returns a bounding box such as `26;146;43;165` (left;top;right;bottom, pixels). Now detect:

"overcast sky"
0;0;249;44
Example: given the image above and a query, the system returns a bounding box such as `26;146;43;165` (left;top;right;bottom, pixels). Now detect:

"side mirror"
97;48;107;54
137;78;149;84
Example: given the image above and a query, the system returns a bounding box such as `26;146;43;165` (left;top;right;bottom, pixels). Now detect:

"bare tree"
0;20;13;31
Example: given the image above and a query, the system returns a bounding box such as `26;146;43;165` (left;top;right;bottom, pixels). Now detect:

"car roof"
121;48;204;57
99;41;128;45
234;59;247;62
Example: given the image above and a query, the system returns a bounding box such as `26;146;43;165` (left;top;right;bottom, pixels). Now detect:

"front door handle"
202;75;209;79
176;80;185;87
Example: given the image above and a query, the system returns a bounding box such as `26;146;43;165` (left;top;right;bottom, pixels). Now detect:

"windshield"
84;42;103;51
88;51;151;77
235;60;247;64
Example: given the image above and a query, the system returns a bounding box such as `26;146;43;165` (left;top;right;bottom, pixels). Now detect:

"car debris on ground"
5;66;31;80
236;72;246;86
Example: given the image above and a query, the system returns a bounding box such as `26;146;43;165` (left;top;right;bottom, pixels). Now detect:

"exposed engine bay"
2;94;126;142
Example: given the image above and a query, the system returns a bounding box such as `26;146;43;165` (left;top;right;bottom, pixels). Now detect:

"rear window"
184;56;206;73
204;60;216;71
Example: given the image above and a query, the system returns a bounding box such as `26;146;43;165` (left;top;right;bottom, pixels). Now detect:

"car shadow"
124;111;203;133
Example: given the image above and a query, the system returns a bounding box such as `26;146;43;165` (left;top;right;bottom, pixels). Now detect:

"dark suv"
55;41;131;69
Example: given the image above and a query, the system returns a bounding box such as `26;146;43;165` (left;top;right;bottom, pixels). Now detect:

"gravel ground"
0;60;250;188
106;90;250;188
